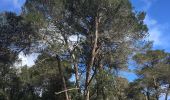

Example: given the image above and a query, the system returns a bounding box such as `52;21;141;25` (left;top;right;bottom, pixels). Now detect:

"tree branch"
55;88;79;95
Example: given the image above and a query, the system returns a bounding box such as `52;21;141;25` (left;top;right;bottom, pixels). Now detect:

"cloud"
144;15;170;51
144;15;157;26
18;52;39;67
148;27;162;45
135;0;170;52
144;16;161;45
140;0;157;11
13;0;23;9
141;0;152;10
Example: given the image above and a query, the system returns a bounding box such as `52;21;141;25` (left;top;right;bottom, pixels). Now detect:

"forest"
0;0;170;100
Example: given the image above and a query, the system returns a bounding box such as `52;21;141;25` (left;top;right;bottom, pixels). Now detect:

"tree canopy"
0;0;170;100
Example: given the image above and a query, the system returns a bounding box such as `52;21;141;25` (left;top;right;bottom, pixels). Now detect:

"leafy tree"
0;64;21;100
0;12;38;61
0;12;37;100
18;66;40;100
28;53;73;100
23;0;148;99
87;68;129;100
133;50;170;100
126;79;148;100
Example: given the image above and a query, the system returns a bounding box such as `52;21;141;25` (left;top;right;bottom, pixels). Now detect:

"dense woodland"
0;0;170;100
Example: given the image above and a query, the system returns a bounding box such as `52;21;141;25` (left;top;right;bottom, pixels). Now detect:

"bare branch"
55;88;79;95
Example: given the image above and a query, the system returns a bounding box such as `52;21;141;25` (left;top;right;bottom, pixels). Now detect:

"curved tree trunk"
165;92;169;100
74;62;81;93
146;90;150;100
84;17;99;100
152;76;159;100
165;85;170;100
56;55;69;100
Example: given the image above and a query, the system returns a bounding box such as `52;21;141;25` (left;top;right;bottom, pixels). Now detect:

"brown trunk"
85;17;99;100
71;53;81;93
165;92;169;100
145;87;150;100
153;76;159;100
74;63;81;93
56;55;69;100
165;85;170;100
145;95;148;100
146;91;150;100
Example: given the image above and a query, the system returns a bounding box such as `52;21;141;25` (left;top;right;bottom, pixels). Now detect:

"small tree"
133;50;170;100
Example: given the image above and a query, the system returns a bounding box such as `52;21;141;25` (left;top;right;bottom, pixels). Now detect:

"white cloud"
144;15;157;26
13;0;21;8
144;15;170;49
18;52;39;67
140;0;156;11
12;0;25;9
137;0;170;51
148;26;162;45
18;52;30;66
141;0;152;10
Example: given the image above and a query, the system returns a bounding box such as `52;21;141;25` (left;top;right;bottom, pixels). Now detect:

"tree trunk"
71;52;81;93
165;92;169;100
84;17;99;100
146;91;150;100
165;85;170;100
156;95;159;100
56;55;69;100
153;76;159;100
74;63;81;93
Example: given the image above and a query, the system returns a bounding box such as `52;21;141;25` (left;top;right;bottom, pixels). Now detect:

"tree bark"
165;91;169;100
56;55;69;100
165;85;170;100
74;62;81;93
70;52;81;93
84;17;99;100
146;92;150;100
146;88;150;100
153;76;159;100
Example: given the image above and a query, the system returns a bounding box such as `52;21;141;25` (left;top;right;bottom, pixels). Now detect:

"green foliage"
3;0;170;100
133;50;170;100
126;79;146;100
22;0;150;99
19;53;73;100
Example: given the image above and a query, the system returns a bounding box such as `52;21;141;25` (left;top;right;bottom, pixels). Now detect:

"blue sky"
122;0;170;84
131;0;170;52
1;0;170;52
0;0;169;47
0;0;25;14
